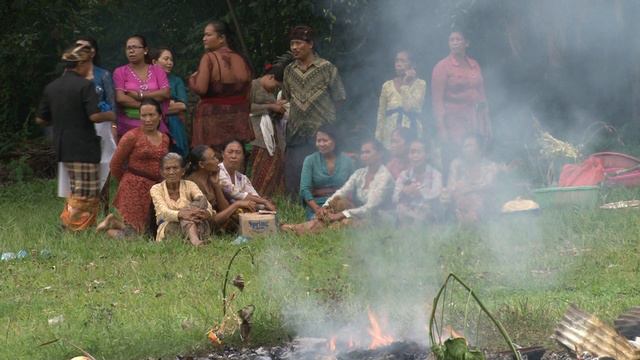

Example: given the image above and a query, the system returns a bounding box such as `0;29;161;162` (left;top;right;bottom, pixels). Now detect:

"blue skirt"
167;115;189;157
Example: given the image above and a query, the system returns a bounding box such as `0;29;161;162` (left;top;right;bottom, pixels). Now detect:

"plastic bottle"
1;252;16;261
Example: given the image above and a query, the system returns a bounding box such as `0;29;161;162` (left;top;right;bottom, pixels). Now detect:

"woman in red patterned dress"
189;20;254;148
98;98;169;238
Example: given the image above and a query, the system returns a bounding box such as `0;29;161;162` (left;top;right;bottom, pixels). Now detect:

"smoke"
258;225;445;345
257;0;635;349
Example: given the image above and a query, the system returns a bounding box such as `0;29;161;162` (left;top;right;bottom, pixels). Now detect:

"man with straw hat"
36;44;115;231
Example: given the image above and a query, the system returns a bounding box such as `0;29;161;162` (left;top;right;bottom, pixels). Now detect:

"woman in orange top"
432;30;490;149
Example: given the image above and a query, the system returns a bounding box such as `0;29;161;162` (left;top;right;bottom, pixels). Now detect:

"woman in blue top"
151;47;189;157
299;124;355;220
58;36;117;212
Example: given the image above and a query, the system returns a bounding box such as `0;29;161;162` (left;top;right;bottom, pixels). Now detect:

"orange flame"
367;309;394;349
328;336;337;352
207;330;222;345
347;336;356;348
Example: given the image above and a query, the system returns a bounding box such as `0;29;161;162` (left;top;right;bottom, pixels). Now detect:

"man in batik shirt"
37;44;114;231
282;25;346;197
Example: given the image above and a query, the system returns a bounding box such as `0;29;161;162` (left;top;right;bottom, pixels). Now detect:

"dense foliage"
0;0;365;150
2;0;640;181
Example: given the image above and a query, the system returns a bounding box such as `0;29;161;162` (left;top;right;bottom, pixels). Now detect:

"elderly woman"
393;139;443;225
186;145;257;228
282;139;393;234
150;153;214;245
113;34;170;139
218;140;275;211
98;98;169;237
299;125;354;220
375;50;427;148
444;134;497;223
189;21;253;147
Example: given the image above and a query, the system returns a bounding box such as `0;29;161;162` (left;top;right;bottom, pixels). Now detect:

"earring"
144;52;148;55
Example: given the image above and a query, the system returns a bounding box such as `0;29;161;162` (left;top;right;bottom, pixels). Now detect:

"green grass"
2;180;640;359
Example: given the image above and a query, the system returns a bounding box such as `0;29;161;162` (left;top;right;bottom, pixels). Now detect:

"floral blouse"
218;162;259;201
375;79;427;147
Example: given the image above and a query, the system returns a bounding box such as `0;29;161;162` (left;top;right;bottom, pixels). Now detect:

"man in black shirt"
37;44;114;231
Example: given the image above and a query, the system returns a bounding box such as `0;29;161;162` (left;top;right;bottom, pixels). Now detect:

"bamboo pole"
225;0;251;66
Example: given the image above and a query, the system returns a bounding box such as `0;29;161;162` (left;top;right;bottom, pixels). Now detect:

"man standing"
37;44;114;231
282;25;346;197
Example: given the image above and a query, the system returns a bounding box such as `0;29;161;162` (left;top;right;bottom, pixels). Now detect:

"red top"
431;54;489;144
110;128;169;232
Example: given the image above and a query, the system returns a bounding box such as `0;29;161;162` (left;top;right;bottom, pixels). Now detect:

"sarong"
60;162;100;231
156;196;211;242
192;96;254;147
250;146;284;198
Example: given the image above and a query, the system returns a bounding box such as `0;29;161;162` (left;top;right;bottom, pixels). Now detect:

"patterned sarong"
65;162;100;198
250;146;284;198
60;162;100;231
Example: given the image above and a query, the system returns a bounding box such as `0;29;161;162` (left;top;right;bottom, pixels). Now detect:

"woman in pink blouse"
431;30;490;148
112;34;170;139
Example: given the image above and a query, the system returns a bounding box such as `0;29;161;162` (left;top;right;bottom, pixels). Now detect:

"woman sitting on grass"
393;139;443;225
385;127;416;179
443;134;497;223
299;125;354;220
186;145;257;231
149;152;214;245
282;139;394;234
98;98;169;238
218;140;276;211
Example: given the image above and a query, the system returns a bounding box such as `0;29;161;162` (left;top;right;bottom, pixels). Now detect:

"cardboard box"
239;213;278;238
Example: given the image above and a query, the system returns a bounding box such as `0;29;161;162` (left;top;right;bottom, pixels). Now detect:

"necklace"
127;64;151;91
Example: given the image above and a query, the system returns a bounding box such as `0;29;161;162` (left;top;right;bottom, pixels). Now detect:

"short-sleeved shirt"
38;70;100;163
282;55;346;142
112;64;170;136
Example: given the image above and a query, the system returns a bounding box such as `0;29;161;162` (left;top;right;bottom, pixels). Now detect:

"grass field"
2;179;640;359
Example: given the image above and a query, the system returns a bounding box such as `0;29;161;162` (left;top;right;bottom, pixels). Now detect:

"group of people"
37;21;497;244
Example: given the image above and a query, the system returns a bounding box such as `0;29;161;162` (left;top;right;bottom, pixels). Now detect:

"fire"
328;336;337;352
347;336;356;348
367;308;394;349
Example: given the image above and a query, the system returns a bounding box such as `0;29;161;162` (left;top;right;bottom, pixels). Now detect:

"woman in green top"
299;125;354;220
151;47;189;157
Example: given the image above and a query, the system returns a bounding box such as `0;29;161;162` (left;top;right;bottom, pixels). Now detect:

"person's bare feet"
96;214;115;232
190;239;204;246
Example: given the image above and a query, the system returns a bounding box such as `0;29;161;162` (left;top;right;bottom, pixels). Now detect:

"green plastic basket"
532;186;600;209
